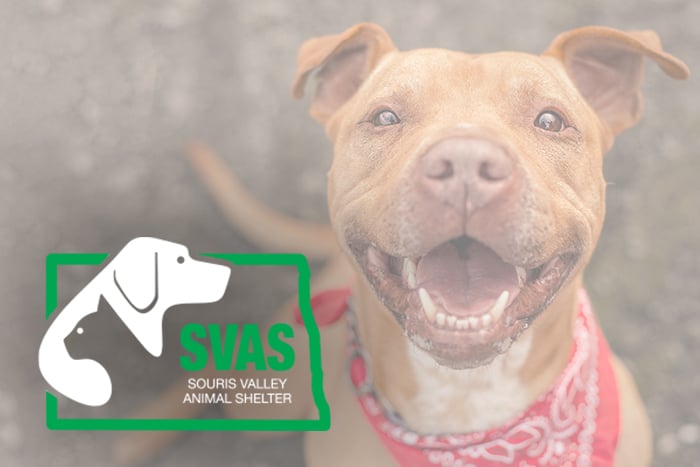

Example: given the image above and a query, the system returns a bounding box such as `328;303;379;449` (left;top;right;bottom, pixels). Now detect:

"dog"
39;237;231;407
117;25;688;466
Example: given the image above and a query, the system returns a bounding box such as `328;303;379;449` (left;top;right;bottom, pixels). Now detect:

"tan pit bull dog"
117;24;688;467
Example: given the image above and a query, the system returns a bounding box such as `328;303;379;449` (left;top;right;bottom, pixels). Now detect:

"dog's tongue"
415;239;519;316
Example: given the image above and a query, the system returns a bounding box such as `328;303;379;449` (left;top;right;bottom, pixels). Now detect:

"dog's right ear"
291;23;396;125
544;26;689;137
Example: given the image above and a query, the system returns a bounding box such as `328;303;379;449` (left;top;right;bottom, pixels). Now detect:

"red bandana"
295;289;620;466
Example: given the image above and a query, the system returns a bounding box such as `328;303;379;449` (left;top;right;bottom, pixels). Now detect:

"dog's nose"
419;137;514;214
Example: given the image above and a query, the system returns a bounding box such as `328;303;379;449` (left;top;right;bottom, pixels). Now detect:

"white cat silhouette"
39;237;231;406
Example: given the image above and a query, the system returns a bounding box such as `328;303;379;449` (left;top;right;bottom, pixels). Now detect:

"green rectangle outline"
45;252;331;431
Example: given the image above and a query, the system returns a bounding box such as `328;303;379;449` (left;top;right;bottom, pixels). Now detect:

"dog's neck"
352;275;580;434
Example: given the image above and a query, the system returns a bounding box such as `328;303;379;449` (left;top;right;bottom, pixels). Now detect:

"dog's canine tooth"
488;290;510;322
515;267;527;287
436;312;446;327
419;288;437;322
403;257;417;289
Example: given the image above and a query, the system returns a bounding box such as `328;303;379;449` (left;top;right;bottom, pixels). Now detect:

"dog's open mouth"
350;235;578;368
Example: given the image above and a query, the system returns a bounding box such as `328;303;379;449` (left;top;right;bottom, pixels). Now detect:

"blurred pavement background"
2;0;699;466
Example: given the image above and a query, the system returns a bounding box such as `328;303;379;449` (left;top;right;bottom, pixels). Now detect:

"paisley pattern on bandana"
347;289;620;467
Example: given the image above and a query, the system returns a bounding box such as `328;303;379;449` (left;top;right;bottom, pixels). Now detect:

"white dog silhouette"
39;237;231;407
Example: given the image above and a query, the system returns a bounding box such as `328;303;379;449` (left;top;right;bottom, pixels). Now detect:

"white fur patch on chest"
404;330;533;434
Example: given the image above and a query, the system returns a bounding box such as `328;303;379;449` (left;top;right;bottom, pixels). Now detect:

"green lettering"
208;323;238;371
235;324;266;371
267;323;295;371
179;323;208;371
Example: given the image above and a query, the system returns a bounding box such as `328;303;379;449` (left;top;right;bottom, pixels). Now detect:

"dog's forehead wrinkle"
375;49;561;95
363;49;474;102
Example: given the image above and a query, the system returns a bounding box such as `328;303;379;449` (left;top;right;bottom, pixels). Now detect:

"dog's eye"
177;256;185;264
535;111;565;132
372;110;400;126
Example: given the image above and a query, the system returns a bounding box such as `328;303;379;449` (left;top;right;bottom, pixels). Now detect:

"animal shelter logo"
39;237;330;431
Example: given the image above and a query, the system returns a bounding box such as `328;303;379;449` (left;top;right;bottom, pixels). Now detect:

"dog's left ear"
292;23;396;125
544;26;689;136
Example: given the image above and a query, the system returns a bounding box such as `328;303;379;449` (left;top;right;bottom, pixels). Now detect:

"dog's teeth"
403;258;417;289
488;290;509;322
419;288;436;322
427;290;510;332
515;267;527;287
436;312;446;327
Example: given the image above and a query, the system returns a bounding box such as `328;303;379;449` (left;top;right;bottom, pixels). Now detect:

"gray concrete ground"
2;1;699;466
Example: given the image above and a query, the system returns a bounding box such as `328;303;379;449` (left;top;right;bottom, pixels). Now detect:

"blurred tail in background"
187;142;338;260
